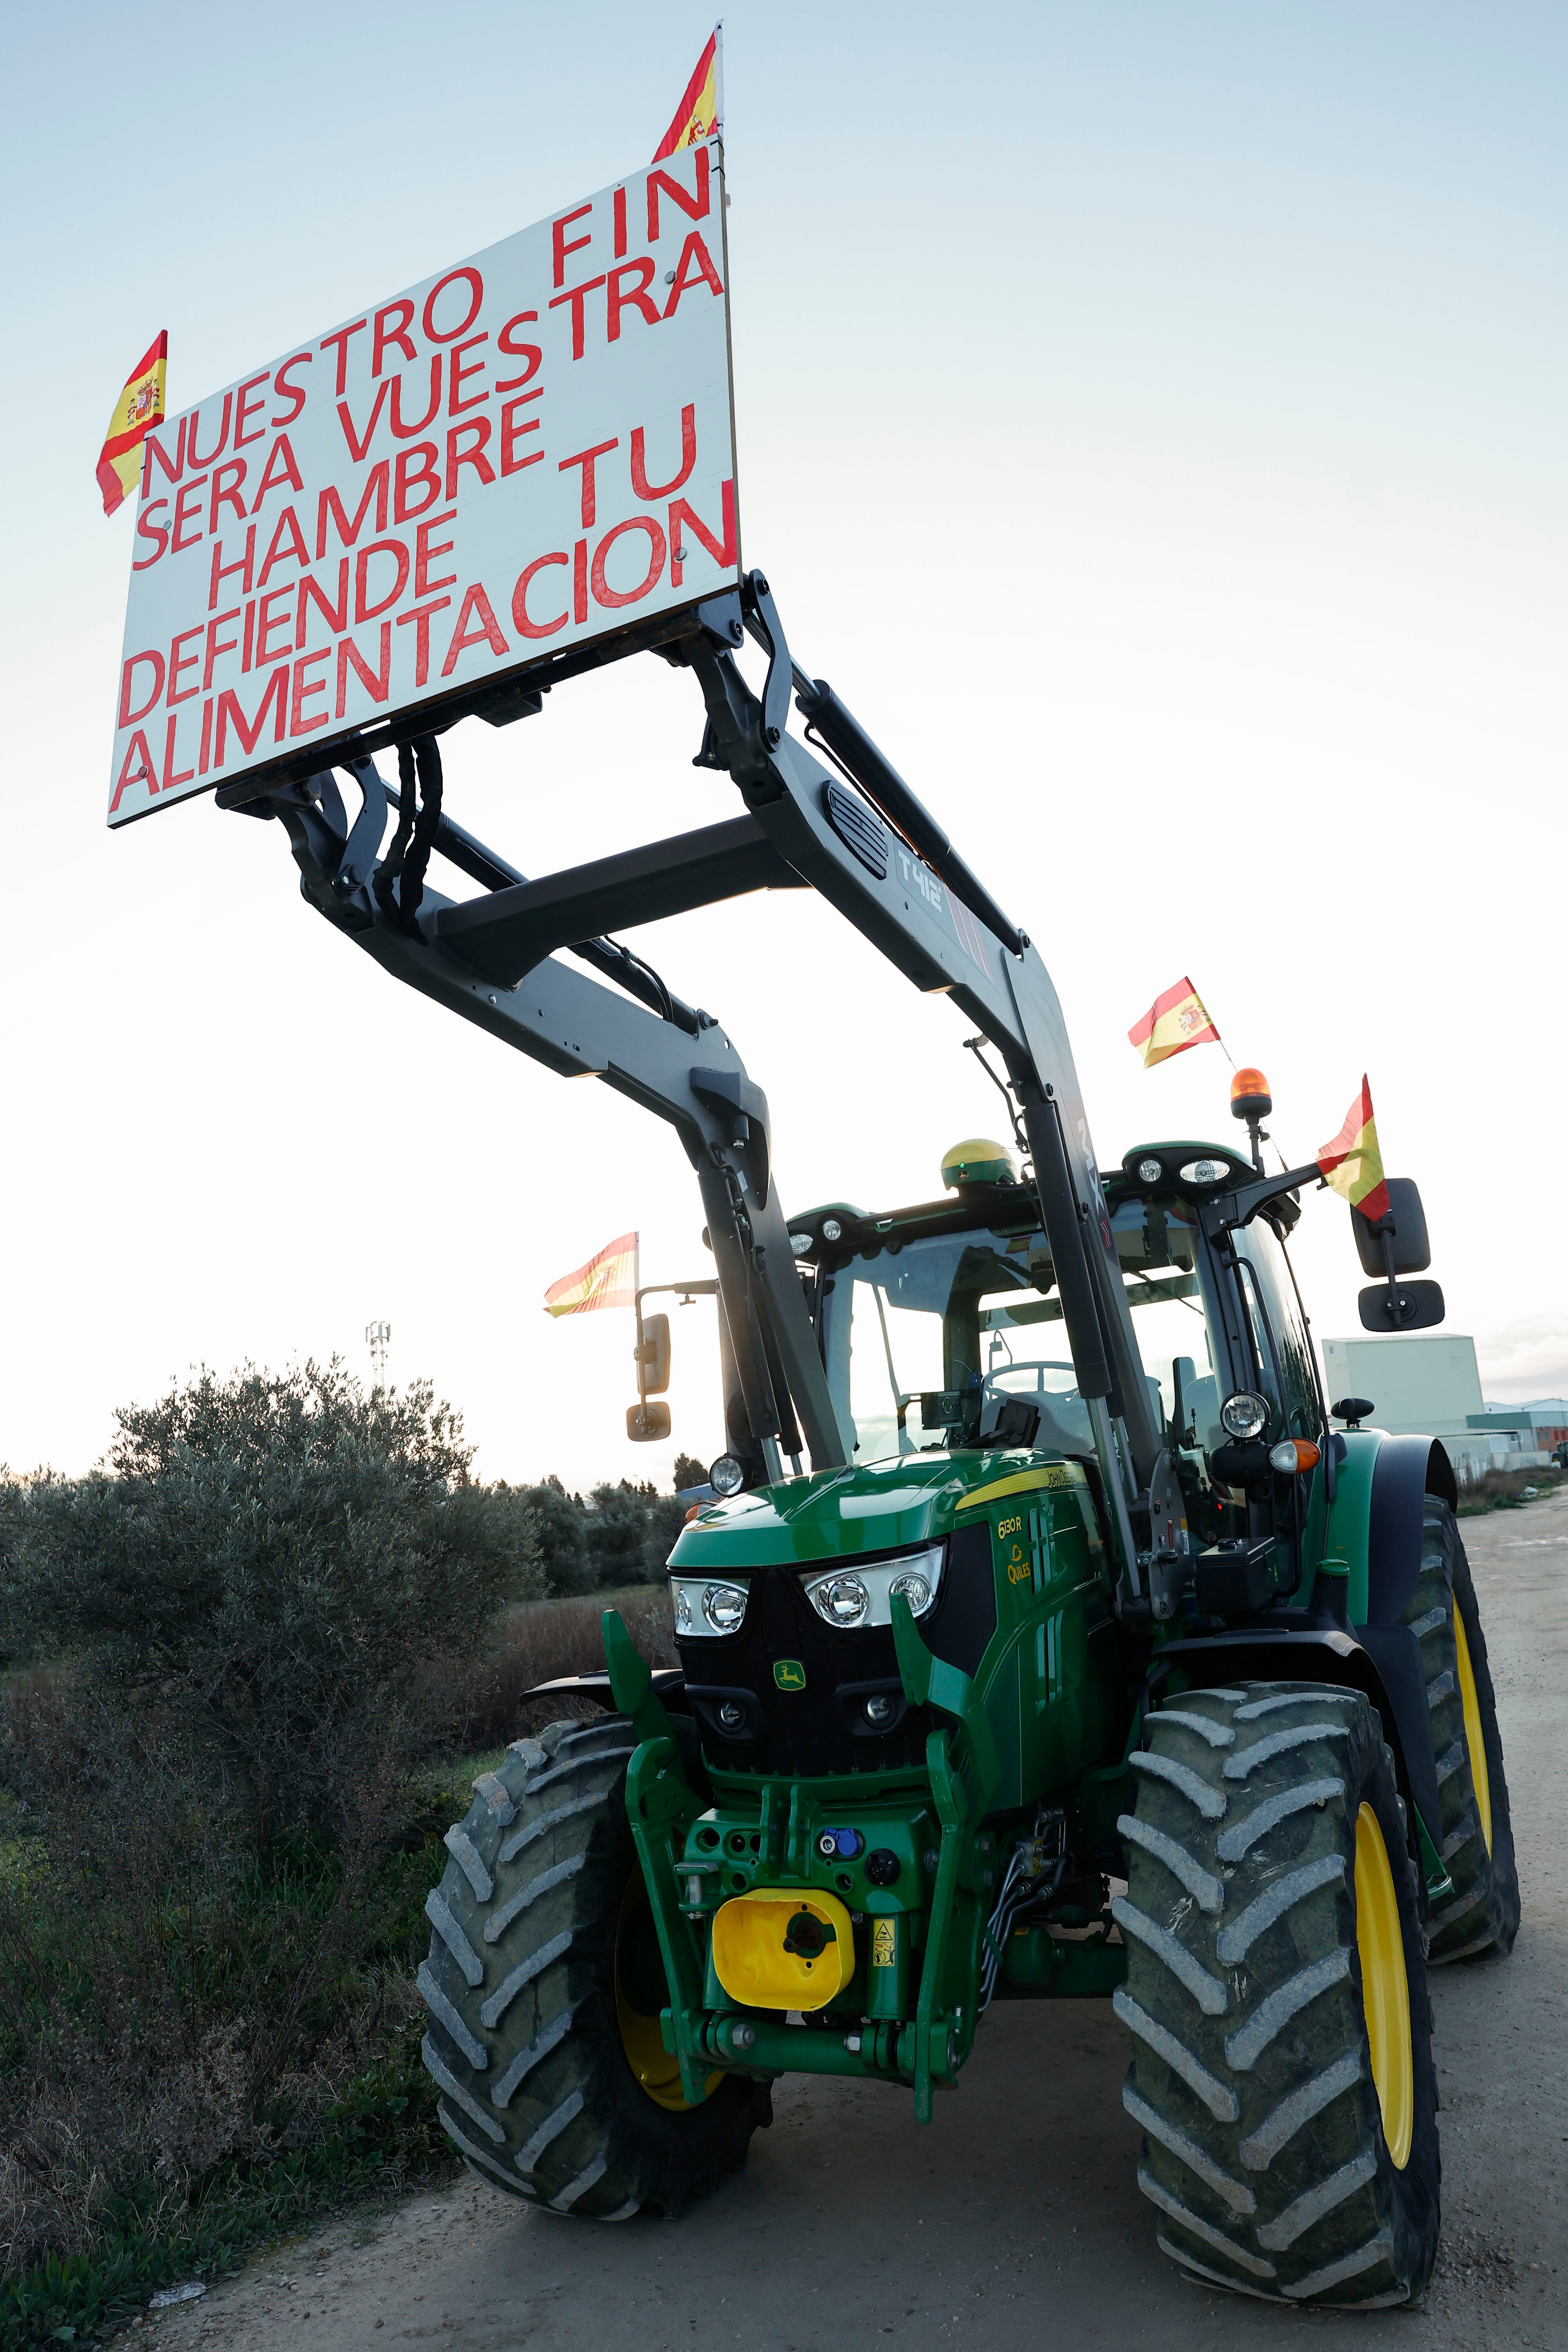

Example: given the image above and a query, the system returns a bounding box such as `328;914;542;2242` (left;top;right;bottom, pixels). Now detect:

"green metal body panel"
1318;1428;1384;1622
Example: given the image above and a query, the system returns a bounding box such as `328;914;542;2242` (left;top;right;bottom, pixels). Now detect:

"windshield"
820;1198;1227;1463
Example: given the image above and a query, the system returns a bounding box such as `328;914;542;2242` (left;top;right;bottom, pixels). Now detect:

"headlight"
820;1216;843;1242
1180;1158;1230;1185
811;1572;869;1628
800;1547;943;1629
1220;1390;1270;1440
674;1585;692;1633
709;1453;746;1497
789;1232;813;1257
703;1581;748;1634
1135;1156;1164;1185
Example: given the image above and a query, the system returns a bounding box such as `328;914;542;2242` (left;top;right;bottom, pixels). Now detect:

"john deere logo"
773;1659;807;1691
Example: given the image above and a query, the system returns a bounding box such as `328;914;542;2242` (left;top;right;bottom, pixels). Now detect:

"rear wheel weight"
1402;1497;1520;1962
417;1715;768;2218
1118;1681;1439;2306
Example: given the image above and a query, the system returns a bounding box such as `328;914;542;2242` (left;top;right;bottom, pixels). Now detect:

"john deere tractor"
220;571;1515;2305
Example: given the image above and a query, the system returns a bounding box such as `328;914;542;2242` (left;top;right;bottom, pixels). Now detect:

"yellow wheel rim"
1354;1803;1414;2169
614;1873;720;2112
1454;1610;1494;1854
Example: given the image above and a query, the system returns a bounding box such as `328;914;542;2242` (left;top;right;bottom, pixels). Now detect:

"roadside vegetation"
1454;1465;1561;1517
0;1364;688;2348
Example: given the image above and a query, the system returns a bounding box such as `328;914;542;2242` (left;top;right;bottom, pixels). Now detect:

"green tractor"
216;566;1515;2305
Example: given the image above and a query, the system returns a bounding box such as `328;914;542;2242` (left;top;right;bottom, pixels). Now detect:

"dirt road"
141;1494;1568;2352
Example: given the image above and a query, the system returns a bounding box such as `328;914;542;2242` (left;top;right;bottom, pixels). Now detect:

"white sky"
2;3;1562;1487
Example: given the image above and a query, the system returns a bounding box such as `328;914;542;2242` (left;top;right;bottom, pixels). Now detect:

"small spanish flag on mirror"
653;24;723;160
1127;976;1221;1067
1316;1077;1390;1222
544;1231;639;1317
97;332;167;516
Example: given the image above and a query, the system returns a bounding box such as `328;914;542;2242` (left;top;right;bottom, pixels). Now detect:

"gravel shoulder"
130;1492;1568;2352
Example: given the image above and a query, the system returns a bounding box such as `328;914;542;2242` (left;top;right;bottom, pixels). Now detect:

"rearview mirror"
1352;1178;1431;1278
627;1401;672;1441
1358;1279;1445;1333
633;1311;671;1394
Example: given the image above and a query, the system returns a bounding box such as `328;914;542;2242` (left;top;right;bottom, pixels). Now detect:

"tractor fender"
1157;1624;1444;1882
1324;1429;1458;1625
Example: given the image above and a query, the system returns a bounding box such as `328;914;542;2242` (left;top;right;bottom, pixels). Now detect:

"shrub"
2;1361;543;1831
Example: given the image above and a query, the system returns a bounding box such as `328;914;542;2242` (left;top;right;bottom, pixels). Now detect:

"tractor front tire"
1118;1681;1439;2307
1402;1497;1520;1963
418;1714;769;2217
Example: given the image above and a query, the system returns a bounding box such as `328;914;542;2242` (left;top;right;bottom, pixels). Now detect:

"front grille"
675;1526;996;1777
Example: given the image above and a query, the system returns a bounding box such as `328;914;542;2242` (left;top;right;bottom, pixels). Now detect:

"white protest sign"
108;142;736;827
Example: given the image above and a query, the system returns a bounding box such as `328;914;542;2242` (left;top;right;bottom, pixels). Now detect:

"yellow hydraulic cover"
711;1888;855;2011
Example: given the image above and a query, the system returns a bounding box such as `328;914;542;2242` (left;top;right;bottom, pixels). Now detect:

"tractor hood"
668;1447;1054;1571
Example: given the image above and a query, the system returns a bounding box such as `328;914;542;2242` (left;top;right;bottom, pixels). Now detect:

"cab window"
1229;1215;1321;1441
1109;1198;1229;1455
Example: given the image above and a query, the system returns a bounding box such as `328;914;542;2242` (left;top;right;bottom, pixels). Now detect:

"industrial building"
1319;1334;1562;1478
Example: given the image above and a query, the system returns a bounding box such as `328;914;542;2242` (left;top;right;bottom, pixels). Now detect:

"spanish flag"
653;25;723;160
1316;1078;1390;1222
544;1231;639;1317
97;332;168;517
1127;976;1221;1068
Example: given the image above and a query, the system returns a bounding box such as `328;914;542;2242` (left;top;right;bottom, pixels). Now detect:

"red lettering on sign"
592;516;665;609
396;595;452;688
209;526;258;611
573;539;588;623
234;373;270;449
209;459;249;532
203;610;241;690
415;511;458;597
188;394;234;470
167;626;203;706
663;232;724;316
501;396;543;476
338;383;390;462
496;314;542;393
423;268;483;343
160;712;194;793
549;276;606;362
242;600;256;671
394;443;443;521
606;260;659;342
119;650;165;727
391;358;443;440
355;540;410;622
319;319;367;396
552;203;592;288
135;502;169;568
272;353;311;426
144;417;188;492
668;480;737;586
445;418;494;497
214;664;288;764
336;624;393;717
258;507;311;589
559;438;618;528
255;588;294;668
374;300;417;377
109;730;158;815
613;186;628;258
198;696;214;776
290;648;332;736
296;559;350;647
317;464;390;556
448;333;489;415
253;433;304;512
632;405;695;500
647;149;710;243
512;552;569;639
171;475;209;554
441;583;508;675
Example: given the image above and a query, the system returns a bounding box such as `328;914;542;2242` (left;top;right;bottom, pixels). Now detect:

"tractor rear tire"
1401;1497;1520;1963
1117;1681;1439;2307
418;1713;769;2218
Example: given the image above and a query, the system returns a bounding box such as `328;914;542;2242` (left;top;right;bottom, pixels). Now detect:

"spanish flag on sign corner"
97;332;167;516
1127;976;1221;1068
544;1231;640;1317
653;24;723;160
1316;1078;1390;1223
